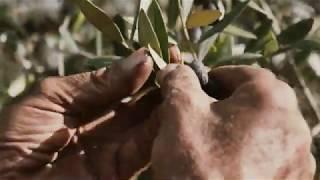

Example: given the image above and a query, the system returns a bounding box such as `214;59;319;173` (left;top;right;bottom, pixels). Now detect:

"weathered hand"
151;65;315;180
0;48;161;180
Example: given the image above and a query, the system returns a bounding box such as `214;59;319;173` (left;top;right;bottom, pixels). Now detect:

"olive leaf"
224;25;257;39
245;18;272;52
198;34;218;61
293;40;320;52
199;0;250;42
148;0;169;62
70;0;127;46
186;10;222;29
138;9;162;56
130;0;152;41
263;31;279;56
248;1;267;16
278;18;314;45
167;0;180;29
179;0;195;25
257;0;281;34
248;0;279;33
148;44;167;70
203;34;233;65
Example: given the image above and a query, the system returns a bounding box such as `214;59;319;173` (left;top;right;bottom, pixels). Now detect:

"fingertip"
129;55;154;94
156;64;179;86
119;47;151;73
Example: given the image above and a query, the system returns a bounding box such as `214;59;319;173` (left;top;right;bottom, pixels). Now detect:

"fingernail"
156;64;179;85
169;45;182;64
120;48;151;73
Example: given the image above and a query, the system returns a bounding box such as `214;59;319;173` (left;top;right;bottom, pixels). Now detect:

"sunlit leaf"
278;18;314;45
224;25;257;39
248;1;266;16
138;9;162;56
148;44;167;70
148;0;169;62
179;0;195;25
263;31;279;56
199;0;250;42
186;10;221;29
71;0;127;46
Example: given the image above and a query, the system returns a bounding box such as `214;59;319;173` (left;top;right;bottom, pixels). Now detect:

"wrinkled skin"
0;48;161;179
0;46;316;180
151;64;316;180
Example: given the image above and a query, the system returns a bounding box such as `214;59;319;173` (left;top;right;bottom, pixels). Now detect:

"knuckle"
162;65;188;82
251;79;298;109
38;77;60;96
254;68;276;82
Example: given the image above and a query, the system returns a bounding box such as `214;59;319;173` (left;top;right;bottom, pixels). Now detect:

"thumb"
38;48;153;114
157;64;204;99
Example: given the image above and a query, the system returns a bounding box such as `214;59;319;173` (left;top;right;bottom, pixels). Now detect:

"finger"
117;113;159;179
169;44;182;64
79;90;162;179
208;65;275;99
38;48;153;114
78;89;162;139
157;64;204;99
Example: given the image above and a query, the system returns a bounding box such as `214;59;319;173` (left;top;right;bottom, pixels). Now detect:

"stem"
178;0;209;86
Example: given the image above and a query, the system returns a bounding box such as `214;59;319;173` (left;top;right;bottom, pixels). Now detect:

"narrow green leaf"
130;0;152;41
86;56;123;69
71;0;127;46
199;0;250;42
278;18;314;45
148;0;169;62
138;9;162;56
148;44;167;70
186;10;221;28
245;19;272;52
246;30;279;56
263;31;279;56
180;0;195;25
203;34;233;65
248;0;280;33
248;1;266;16
294;50;311;65
293;40;320;52
224;25;257;39
167;0;180;29
198;34;218;61
258;0;281;34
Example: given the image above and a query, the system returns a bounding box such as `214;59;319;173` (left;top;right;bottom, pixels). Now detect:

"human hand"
0;48;161;180
151;65;315;180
